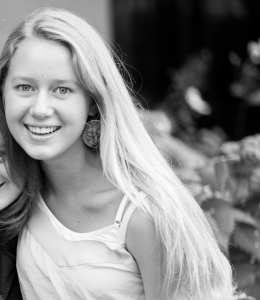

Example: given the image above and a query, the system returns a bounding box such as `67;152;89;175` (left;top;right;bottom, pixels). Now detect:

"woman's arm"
126;209;162;300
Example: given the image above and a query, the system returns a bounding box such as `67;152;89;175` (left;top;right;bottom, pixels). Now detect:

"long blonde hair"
0;7;237;299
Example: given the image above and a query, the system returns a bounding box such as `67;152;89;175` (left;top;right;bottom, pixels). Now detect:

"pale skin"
4;38;161;299
0;133;23;210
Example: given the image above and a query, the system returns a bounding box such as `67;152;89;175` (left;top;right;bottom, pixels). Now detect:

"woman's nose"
29;92;54;119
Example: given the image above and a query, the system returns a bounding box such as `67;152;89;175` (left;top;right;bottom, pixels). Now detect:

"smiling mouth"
25;125;61;135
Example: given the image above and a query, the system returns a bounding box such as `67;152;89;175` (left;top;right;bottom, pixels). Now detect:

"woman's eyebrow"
10;76;77;85
10;76;35;83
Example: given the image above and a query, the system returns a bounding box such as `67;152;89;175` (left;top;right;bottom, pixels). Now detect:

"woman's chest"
17;221;143;300
43;192;123;233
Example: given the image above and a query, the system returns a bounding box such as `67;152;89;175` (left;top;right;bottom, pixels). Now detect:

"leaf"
197;164;219;191
233;263;258;289
204;212;224;247
214;159;230;192
202;198;259;228
213;154;244;201
203;199;236;251
202;199;235;237
233;210;260;227
202;197;231;211
202;199;259;253
220;141;240;155
242;196;260;220
233;223;260;262
241;278;260;300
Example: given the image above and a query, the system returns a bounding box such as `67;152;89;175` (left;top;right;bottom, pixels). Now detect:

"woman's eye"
55;87;71;95
16;85;33;92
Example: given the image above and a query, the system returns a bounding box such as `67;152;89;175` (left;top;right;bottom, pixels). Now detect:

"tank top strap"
117;202;137;245
117;192;147;245
114;195;129;225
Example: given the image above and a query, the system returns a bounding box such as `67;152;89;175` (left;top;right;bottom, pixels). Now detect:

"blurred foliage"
162;49;213;143
142;40;260;299
144;110;260;299
229;40;260;105
199;135;260;299
229;39;260;139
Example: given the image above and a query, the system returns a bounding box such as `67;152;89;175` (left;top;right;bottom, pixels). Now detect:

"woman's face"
0;134;23;210
4;38;94;163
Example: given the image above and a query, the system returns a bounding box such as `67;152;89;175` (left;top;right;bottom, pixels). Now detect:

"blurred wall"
0;0;113;49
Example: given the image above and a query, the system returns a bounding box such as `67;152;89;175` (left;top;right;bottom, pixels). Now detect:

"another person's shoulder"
0;235;23;300
0;235;18;257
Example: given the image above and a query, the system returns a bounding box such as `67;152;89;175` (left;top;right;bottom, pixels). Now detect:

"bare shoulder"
126;208;157;252
126;207;162;300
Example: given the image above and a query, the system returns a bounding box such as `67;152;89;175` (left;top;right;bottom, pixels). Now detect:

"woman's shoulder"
125;192;155;240
0;235;23;300
126;207;157;250
0;235;18;257
125;203;162;299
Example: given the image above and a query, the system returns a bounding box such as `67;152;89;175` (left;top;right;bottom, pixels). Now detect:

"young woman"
0;7;238;300
0;132;25;300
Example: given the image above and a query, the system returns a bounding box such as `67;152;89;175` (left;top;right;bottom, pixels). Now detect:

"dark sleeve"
0;236;23;300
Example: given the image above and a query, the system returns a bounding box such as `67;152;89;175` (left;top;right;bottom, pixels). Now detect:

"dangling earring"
81;120;101;148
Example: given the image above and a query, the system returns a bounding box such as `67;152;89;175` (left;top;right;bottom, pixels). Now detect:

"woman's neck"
40;148;108;203
39;148;122;233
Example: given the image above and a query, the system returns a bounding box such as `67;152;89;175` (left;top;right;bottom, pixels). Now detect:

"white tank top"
17;195;145;300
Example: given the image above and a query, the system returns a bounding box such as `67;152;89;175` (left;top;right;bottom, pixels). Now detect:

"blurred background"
2;0;260;298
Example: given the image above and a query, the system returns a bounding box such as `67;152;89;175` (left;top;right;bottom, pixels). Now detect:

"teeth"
40;128;47;134
27;126;59;135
